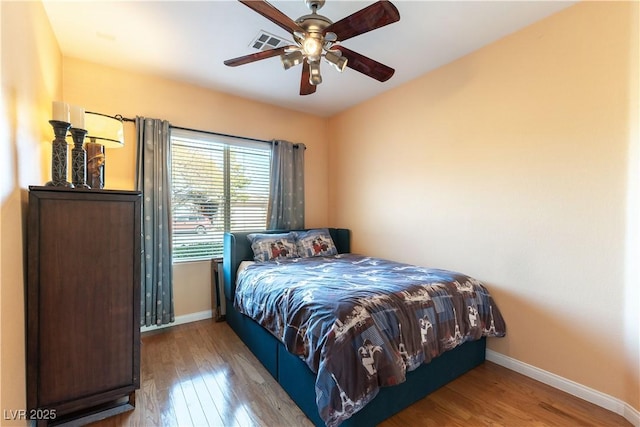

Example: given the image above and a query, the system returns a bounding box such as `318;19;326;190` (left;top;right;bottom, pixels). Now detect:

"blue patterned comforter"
234;254;506;426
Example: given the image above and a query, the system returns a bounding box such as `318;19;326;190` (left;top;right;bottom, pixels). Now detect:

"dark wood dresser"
27;186;141;426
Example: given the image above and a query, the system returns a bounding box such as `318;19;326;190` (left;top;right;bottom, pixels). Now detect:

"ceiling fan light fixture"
308;60;322;85
225;0;400;95
324;32;337;43
281;50;304;70
325;50;347;72
302;36;323;58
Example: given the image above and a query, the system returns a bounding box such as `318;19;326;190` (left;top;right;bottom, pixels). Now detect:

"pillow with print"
247;232;299;262
293;228;338;258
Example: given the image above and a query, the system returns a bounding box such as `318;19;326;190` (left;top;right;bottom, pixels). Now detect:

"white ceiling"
42;0;576;117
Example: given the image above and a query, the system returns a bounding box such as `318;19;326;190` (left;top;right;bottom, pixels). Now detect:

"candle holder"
45;120;73;188
70;128;90;189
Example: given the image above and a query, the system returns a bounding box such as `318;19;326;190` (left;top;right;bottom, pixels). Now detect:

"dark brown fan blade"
224;46;287;67
323;0;400;42
239;0;305;35
300;60;317;95
333;46;395;82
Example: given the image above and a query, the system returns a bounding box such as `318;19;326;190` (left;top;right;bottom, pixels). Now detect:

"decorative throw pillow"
247;232;299;262
294;228;338;258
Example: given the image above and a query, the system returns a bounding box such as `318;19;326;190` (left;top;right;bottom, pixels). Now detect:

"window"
170;128;271;262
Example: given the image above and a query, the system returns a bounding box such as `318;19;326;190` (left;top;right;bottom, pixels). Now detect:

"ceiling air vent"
250;30;290;51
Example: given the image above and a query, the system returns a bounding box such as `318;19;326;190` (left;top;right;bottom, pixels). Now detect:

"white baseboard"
140;309;213;333
486;349;640;427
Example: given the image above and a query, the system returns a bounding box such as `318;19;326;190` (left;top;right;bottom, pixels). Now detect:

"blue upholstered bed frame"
223;229;486;426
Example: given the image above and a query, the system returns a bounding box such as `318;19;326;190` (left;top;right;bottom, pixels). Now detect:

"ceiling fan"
224;0;400;96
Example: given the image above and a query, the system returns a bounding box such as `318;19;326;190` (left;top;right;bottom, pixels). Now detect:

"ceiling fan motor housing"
295;10;333;60
296;13;332;33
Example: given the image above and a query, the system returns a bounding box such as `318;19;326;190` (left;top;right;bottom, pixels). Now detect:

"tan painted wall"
61;57;330;318
1;1;62;424
328;1;639;412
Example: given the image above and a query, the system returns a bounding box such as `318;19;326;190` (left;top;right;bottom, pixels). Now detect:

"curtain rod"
117;115;135;123
117;116;305;148
170;125;271;145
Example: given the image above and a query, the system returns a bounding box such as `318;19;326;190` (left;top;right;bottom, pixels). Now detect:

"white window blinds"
170;128;271;262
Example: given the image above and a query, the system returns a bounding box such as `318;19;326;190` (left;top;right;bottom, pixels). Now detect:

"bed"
223;228;506;426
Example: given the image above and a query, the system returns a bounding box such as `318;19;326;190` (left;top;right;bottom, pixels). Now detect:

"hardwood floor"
89;319;630;427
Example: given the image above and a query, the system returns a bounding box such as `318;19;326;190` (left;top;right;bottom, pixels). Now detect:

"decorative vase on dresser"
27;186;141;426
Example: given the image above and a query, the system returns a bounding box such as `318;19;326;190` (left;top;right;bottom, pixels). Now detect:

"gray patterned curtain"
135;117;174;326
267;140;306;230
